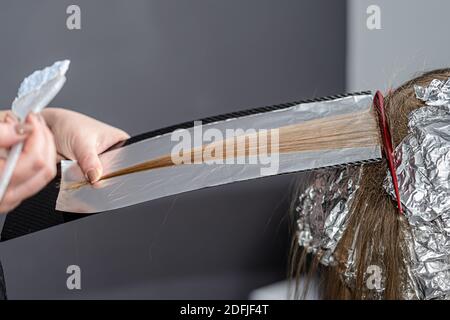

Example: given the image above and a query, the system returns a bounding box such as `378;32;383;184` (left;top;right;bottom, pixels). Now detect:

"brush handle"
0;142;24;204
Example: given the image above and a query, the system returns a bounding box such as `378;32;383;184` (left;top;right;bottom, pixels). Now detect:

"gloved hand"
42;108;130;183
0;113;57;213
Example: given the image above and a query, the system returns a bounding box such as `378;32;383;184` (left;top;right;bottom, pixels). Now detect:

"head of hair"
290;68;450;300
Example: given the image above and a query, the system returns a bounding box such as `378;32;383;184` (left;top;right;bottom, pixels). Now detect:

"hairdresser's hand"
42;108;129;183
0;113;57;213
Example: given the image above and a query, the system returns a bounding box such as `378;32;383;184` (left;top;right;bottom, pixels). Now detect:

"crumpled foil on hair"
295;165;362;266
415;78;450;106
385;78;450;300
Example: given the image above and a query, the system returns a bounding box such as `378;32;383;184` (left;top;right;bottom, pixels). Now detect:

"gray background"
0;0;346;298
347;0;450;91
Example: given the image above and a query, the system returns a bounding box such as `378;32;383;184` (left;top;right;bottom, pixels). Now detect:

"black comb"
1;91;371;241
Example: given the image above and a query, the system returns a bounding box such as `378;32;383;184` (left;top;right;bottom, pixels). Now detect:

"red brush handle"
373;91;403;214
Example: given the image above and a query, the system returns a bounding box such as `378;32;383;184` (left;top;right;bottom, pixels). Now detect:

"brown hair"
290;68;450;300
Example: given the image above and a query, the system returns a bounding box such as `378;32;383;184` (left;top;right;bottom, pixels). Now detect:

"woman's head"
291;68;450;300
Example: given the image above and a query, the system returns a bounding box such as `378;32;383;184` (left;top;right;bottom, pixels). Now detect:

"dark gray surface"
0;0;346;298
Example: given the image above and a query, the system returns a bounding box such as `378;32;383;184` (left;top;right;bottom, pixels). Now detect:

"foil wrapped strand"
295;165;390;298
415;78;450;107
384;78;450;300
295;165;362;266
295;165;412;299
58;94;380;213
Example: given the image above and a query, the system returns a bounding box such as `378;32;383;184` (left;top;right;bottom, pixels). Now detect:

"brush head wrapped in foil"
384;78;450;300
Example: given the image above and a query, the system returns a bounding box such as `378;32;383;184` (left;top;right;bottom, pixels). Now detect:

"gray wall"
0;0;346;299
347;0;450;92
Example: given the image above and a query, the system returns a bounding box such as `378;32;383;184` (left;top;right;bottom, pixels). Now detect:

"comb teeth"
123;91;372;147
277;156;381;182
317;157;381;171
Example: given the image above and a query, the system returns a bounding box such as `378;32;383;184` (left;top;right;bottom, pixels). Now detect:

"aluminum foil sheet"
57;94;381;213
384;78;450;299
295;165;362;266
